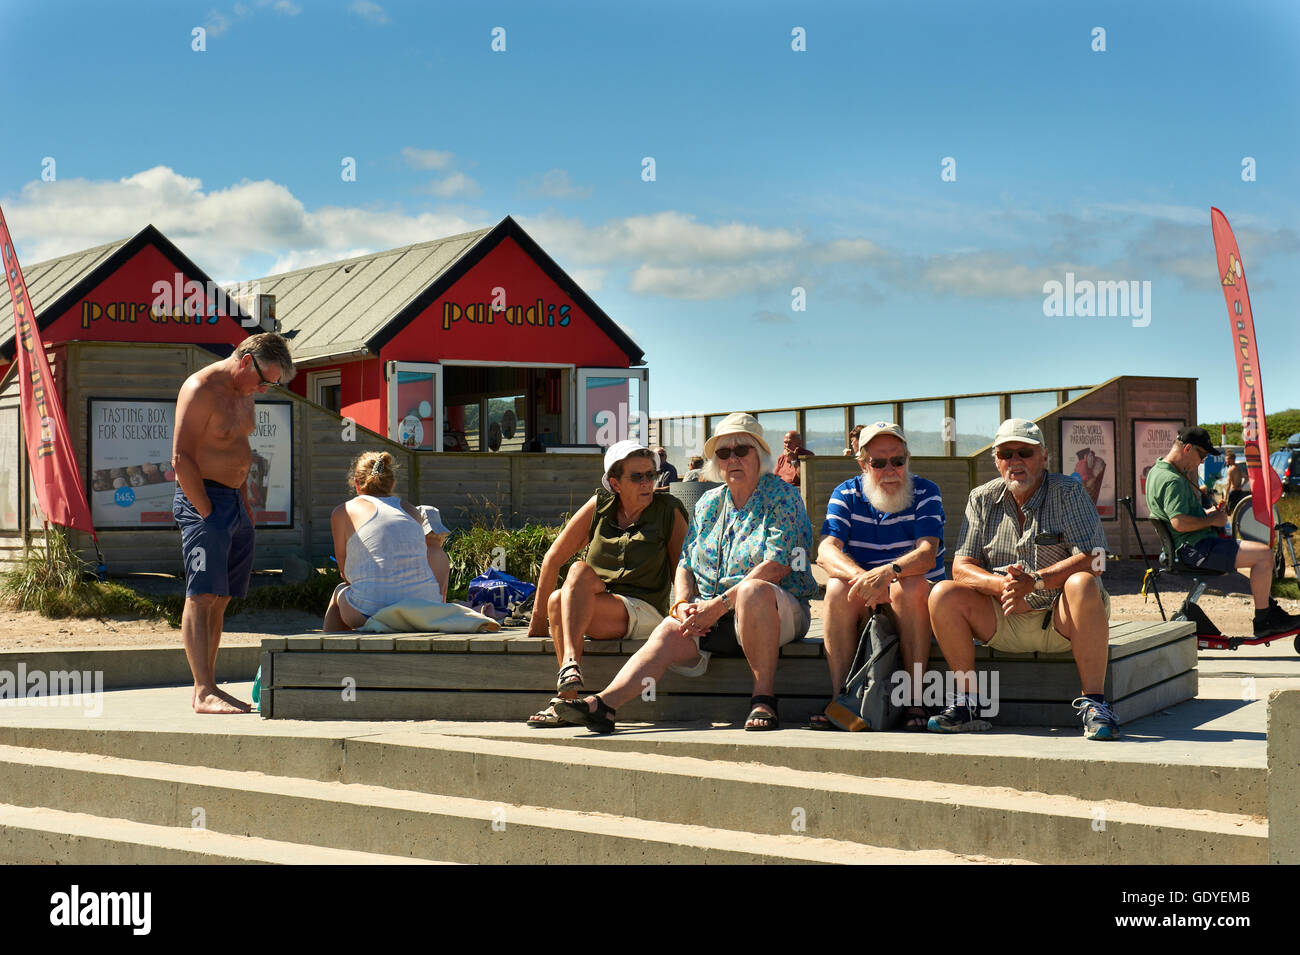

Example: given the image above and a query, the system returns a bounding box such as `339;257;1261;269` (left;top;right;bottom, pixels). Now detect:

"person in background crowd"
654;446;680;489
682;455;706;481
524;441;688;727
843;424;865;458
555;413;817;733
775;430;814;486
1224;451;1250;513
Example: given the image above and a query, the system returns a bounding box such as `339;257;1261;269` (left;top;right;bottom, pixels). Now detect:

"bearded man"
814;422;946;729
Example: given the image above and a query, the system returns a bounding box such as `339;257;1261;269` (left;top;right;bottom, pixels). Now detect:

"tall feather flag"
1210;207;1280;540
1;203;98;540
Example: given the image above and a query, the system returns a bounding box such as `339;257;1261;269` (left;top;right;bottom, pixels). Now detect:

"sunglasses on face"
618;469;657;485
996;447;1038;461
251;355;280;387
715;445;754;460
868;456;907;470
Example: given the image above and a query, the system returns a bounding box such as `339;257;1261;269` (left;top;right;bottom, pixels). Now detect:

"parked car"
1270;447;1300;493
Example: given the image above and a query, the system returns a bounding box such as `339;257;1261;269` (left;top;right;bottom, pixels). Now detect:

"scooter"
1118;495;1300;654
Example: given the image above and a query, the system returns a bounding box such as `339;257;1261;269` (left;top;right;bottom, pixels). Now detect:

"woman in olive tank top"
525;440;689;727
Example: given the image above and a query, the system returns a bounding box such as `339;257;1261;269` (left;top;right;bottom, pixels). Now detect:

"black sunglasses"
251;355;280;387
868;456;907;470
716;445;754;460
996;447;1038;460
617;469;657;485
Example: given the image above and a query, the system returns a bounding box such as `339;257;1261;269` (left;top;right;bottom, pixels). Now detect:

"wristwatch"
1031;571;1046;592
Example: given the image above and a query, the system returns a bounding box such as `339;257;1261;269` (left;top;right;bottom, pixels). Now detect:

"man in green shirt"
1146;426;1300;638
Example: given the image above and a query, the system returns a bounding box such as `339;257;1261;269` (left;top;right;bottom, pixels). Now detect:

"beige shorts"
670;582;812;677
613;593;665;640
982;585;1111;655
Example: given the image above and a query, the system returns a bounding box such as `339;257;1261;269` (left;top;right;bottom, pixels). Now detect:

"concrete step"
0;737;1263;865
0;802;441;865
0;722;1264;817
0;745;1007;865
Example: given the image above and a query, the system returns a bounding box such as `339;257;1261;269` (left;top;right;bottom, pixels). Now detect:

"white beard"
865;470;915;513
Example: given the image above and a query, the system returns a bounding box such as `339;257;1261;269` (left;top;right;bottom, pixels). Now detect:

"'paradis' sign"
441;298;572;331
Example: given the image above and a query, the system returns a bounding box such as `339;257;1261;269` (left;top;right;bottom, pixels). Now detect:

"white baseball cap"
992;418;1045;447
856;421;907;458
601;439;648;491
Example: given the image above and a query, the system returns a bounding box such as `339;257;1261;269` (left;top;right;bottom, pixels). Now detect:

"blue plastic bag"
467;568;537;615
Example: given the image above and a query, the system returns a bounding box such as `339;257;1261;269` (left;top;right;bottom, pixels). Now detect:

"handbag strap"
845;604;889;685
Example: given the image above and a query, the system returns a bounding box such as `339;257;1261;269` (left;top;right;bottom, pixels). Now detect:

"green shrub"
0;529;168;622
444;515;574;601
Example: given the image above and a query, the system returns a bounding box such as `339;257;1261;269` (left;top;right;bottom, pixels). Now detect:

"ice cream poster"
1060;419;1115;519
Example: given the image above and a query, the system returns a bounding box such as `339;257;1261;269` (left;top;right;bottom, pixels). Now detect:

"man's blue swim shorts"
174;481;255;599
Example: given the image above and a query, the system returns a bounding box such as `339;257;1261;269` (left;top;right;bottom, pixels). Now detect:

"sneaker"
1253;600;1300;639
1072;697;1121;740
926;702;992;733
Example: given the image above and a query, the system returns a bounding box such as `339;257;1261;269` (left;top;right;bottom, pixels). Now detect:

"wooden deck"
259;618;1197;727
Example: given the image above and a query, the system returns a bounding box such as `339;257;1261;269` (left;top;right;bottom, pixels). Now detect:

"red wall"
378;236;629;430
291;357;383;434
41;244;250;349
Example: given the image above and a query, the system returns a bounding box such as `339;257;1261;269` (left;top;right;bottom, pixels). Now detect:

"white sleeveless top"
343;495;442;617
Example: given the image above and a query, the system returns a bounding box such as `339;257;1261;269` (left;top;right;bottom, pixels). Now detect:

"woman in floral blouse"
555;413;817;733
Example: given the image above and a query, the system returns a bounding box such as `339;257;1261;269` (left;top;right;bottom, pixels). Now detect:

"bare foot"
193;691;251;714
213;686;251;709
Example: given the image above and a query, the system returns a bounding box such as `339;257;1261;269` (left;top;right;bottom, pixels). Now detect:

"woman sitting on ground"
324;451;451;632
555;413;818;733
525;440;689;727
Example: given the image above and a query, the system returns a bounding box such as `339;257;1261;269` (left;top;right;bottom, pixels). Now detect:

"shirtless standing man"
172;333;295;713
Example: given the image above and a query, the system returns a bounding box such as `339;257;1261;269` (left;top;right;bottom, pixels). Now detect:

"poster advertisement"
0;407;18;530
1133;419;1184;519
88;398;293;528
1059;419;1115;519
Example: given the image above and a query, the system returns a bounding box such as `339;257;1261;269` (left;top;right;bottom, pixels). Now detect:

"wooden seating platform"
258;619;1197;727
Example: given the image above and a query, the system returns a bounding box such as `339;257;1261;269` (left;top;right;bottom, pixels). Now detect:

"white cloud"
401;147;454;171
349;1;390;24
921;252;1088;299
813;238;886;263
5;166;485;283
629;263;797;300
523;169;593;200
273;0;302;14
525;211;802;267
424;172;482;199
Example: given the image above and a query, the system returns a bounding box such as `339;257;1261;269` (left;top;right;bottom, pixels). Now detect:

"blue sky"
3;0;1298;423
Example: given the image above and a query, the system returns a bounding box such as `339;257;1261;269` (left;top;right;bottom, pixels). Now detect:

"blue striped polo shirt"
819;475;946;580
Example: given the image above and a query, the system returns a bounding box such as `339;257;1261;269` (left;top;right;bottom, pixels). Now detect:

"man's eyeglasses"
716;445;754;460
1191;446;1209;461
868;456;907;470
996;447;1038;461
619;469;657;484
251;355;280;387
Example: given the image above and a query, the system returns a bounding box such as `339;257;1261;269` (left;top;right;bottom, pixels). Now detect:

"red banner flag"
0;204;97;538
1210;207;1280;539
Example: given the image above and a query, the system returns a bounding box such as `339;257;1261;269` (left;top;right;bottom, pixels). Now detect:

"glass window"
755;411;798;450
657;415;706;477
582;374;646;446
953;395;1002;455
1010;391;1058;423
804;407;847;456
901;400;945;455
852;404;895;428
393;369;437;450
445;402;478;452
1066;388;1092;402
486;395;527;452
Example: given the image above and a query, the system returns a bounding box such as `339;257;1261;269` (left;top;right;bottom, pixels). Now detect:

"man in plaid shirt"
926;419;1118;739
